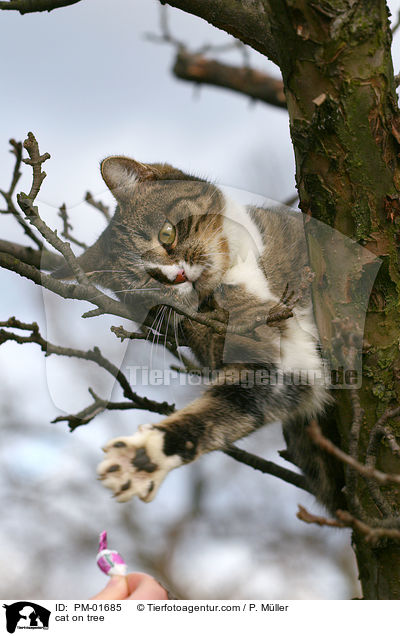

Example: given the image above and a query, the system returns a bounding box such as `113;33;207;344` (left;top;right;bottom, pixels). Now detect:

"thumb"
90;575;128;600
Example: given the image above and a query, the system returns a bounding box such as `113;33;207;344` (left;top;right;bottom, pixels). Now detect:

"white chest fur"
221;197;324;379
221;197;277;303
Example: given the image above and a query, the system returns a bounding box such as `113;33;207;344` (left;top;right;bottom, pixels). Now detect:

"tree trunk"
164;0;400;598
265;0;400;599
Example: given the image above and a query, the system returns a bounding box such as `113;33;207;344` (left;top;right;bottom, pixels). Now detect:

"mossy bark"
165;0;400;597
264;0;400;599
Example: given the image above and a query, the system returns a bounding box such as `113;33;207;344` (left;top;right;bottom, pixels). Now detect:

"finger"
125;573;168;600
90;575;129;600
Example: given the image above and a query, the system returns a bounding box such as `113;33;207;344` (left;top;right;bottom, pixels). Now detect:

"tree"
1;0;400;600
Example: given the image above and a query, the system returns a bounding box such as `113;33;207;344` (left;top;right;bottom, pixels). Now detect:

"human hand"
91;572;168;600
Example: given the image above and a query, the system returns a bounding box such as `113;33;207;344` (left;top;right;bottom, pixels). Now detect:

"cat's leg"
97;373;321;502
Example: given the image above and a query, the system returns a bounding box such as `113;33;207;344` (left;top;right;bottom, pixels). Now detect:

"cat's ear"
100;156;158;200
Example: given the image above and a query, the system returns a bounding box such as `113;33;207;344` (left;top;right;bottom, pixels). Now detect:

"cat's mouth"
171;269;187;284
143;261;204;290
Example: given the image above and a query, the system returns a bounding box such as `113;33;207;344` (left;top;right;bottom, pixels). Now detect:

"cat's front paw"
97;425;182;502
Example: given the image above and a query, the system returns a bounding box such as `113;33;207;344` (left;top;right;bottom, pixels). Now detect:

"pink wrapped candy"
96;531;127;576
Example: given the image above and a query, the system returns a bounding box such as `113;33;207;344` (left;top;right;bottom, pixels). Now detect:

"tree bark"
0;0;81;13
173;49;286;108
163;0;400;598
163;0;279;63
264;0;400;599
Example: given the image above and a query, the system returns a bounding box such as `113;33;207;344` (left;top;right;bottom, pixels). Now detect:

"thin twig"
363;406;400;517
297;505;345;528
336;510;400;546
85;191;111;222
52;388;168;432
14;133;141;321
392;10;400;34
110;324;201;373
283;193;299;207
0;139;43;248
58;203;88;249
147;5;285;109
297;505;400;545
308;420;400;486
110;325;148;342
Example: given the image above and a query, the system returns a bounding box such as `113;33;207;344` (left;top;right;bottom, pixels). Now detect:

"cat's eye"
158;220;176;246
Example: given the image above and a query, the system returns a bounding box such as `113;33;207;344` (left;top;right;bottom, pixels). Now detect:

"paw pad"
97;428;181;502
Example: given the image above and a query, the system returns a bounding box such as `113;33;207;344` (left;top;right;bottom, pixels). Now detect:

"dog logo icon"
2;602;51;633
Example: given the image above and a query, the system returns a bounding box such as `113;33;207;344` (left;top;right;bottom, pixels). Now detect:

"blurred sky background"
1;0;400;600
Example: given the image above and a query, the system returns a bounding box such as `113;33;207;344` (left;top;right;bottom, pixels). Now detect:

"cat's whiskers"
151;305;168;370
119;287;162;293
148;305;165;370
84;269;130;274
173;310;186;369
145;305;164;345
164;307;173;371
87;286;161;302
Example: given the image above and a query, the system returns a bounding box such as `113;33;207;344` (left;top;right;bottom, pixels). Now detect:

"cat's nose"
174;269;187;283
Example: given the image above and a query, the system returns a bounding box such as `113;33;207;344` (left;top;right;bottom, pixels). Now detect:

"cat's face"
96;156;230;300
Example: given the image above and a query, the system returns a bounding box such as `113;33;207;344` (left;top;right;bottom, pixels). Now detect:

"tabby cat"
54;156;343;510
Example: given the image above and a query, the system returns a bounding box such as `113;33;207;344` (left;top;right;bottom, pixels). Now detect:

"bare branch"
52;388;172;432
297;505;345;528
0;239;62;270
308;420;400;486
168;266;313;337
145;4;185;49
58;203;88;250
297;506;400;546
13;133;138;321
392;10;400;34
0;0;81;13
363;406;400;516
85;191;111;222
110;325;201;373
148;6;284;109
0;138;43;248
0;251;135;322
283;193;299;207
367;406;400;459
0;317;174;417
110;325;148;342
336;510;400;546
19;131;50;202
173;49;286;109
224;445;311;493
160;1;278;64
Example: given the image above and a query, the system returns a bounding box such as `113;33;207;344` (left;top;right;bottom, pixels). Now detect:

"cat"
54;156;344;510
